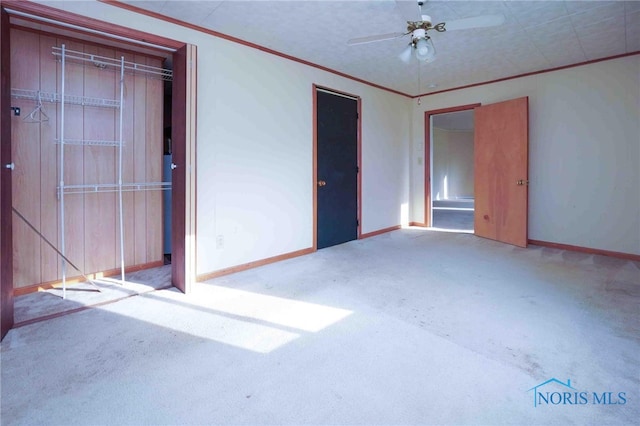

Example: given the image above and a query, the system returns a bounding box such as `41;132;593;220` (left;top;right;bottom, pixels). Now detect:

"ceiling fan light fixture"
414;38;429;60
423;37;436;63
414;37;433;61
399;44;413;63
349;2;504;67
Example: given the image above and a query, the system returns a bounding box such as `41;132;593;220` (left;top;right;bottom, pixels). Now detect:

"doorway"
424;99;529;247
314;87;360;249
10;27;171;286
425;103;479;230
1;3;196;338
431;110;475;232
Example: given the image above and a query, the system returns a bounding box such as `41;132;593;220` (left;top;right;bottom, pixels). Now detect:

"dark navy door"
316;90;358;249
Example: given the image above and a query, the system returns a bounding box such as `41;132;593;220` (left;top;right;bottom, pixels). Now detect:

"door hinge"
356;112;359;120
357;219;360;227
356;166;359;173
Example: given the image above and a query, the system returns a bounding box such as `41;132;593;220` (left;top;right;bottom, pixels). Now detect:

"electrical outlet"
216;235;224;249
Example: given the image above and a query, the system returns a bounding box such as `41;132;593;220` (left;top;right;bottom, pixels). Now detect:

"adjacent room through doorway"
430;109;475;233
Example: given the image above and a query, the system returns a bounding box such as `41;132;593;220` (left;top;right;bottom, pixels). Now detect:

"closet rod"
55;139;121;147
52;47;173;80
59;182;172;195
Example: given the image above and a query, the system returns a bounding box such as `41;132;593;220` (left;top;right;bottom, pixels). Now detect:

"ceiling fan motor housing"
412;28;427;42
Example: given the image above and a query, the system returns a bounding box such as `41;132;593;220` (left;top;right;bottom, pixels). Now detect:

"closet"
10;28;171;294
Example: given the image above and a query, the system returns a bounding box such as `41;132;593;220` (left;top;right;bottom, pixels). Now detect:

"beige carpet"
1;228;638;425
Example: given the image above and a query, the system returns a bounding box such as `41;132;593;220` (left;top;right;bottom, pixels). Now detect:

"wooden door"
316;90;358;249
1;7;14;340
474;97;529;247
171;44;196;293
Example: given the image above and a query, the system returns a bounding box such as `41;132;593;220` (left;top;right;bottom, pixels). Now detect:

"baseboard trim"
528;239;640;262
197;227;408;281
360;225;401;239
409;222;427;227
14;260;165;296
197;247;315;282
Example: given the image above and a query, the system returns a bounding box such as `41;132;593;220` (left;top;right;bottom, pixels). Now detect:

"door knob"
171;163;177;170
317;180;326;187
516;179;529;186
5;163;14;170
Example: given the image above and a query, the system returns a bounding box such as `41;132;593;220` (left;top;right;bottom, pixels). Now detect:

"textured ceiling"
120;0;640;96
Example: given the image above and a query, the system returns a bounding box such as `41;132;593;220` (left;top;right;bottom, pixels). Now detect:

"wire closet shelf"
10;88;120;108
9;44;174;298
52;46;173;81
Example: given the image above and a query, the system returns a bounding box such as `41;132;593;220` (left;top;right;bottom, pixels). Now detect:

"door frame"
424;103;480;227
1;7;14;340
1;2;196;338
312;84;362;250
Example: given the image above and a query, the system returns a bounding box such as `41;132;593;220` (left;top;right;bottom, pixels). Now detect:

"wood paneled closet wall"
10;28;164;291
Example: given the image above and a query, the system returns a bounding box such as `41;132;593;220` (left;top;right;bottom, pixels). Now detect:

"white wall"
432;128;474;200
45;1;411;275
411;56;640;255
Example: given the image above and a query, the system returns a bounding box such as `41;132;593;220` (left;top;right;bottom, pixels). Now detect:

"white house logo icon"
527;378;576;407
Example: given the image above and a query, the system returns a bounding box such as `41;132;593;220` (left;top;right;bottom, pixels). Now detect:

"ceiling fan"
347;0;505;63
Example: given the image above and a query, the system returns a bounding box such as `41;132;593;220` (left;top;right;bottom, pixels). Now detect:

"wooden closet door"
40;34;59;283
83;44;117;274
171;44;196;293
61;39;87;279
11;30;41;288
145;57;163;265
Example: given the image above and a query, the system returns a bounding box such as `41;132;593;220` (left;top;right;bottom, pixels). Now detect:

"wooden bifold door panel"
10;29;164;290
1;8;14;339
170;43;197;294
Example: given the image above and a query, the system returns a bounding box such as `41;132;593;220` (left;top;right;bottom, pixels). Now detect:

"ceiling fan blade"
442;14;505;31
347;32;406;46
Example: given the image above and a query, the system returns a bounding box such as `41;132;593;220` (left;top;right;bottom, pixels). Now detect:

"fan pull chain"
417;61;422;105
